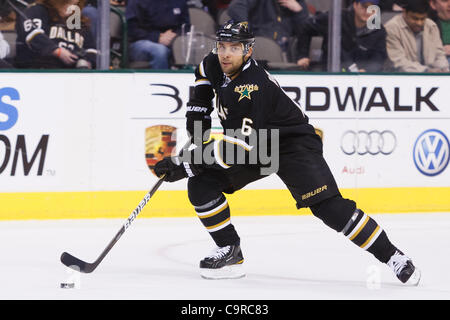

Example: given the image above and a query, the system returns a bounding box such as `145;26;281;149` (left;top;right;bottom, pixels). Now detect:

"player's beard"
220;56;246;78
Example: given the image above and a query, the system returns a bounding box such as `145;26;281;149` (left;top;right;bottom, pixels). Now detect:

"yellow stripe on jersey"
199;61;206;77
25;29;45;43
195;78;211;86
214;139;231;169
223;135;253;152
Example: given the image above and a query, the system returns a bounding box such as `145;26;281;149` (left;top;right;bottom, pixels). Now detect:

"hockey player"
154;21;421;284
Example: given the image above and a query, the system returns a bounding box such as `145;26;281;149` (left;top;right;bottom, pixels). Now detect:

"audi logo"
340;130;397;155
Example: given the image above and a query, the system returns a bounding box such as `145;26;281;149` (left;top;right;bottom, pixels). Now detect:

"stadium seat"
381;11;398;26
188;7;217;36
307;0;332;13
217;9;231;25
309;36;323;63
252;36;299;70
172;33;215;67
253;36;285;62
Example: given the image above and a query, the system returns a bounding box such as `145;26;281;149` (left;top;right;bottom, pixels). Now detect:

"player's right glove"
154;156;200;182
186;103;212;146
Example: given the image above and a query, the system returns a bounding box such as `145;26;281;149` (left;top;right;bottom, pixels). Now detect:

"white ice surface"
0;213;449;300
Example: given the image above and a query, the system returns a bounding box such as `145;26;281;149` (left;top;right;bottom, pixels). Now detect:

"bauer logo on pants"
145;125;177;176
413;129;449;176
301;185;328;201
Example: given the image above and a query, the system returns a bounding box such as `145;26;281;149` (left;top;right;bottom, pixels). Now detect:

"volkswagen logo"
340;130;397;155
413;129;449;176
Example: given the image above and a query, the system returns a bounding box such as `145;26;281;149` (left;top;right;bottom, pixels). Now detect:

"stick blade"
60;252;96;273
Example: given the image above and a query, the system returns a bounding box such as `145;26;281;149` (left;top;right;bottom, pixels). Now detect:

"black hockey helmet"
213;20;255;55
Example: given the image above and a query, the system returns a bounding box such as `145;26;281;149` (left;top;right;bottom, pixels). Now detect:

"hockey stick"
60;140;191;273
60;176;165;273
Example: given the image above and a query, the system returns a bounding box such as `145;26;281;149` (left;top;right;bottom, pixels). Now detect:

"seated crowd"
0;0;448;72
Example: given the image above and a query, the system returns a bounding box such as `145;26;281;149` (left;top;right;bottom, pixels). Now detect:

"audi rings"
340;130;397;155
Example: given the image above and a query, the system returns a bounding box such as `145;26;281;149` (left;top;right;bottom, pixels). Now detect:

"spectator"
296;0;387;72
227;0;309;59
15;0;97;69
213;0;232;19
0;0;34;18
187;0;231;21
81;0;99;39
344;0;405;11
391;0;407;10
1;0;47;31
0;30;13;68
384;0;449;72
429;0;450;64
126;0;190;69
0;0;34;31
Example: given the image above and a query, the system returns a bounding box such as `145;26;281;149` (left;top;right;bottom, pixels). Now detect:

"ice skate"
387;250;421;286
200;245;245;280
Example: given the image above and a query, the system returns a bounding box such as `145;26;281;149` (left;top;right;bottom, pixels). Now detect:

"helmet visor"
213;39;254;55
214;41;245;55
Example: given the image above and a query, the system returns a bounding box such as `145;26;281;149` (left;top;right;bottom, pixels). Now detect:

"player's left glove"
154;156;200;182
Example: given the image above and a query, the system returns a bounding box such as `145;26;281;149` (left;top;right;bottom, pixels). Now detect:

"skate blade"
200;264;245;280
406;267;421;286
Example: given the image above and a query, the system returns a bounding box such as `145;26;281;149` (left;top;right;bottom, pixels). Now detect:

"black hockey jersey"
15;3;97;68
185;53;316;169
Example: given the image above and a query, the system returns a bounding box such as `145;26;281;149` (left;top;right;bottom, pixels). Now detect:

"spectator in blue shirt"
228;0;309;59
126;0;190;69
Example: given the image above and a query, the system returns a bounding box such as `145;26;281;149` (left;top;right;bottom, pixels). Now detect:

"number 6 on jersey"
241;118;253;136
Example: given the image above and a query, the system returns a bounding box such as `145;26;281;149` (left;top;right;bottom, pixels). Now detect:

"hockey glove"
186;105;212;146
154;156;199;182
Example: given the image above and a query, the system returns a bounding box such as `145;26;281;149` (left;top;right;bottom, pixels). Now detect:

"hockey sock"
194;195;240;247
341;209;397;263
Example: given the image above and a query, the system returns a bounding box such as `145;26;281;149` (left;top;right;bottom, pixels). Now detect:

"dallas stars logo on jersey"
234;84;259;102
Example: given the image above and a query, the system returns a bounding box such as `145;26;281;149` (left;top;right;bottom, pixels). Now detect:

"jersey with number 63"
15;3;96;68
186;52;316;169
